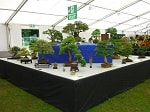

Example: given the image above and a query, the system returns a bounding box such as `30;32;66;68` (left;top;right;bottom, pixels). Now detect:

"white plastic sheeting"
0;0;149;32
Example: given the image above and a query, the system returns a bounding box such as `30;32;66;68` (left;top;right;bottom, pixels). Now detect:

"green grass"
0;78;150;112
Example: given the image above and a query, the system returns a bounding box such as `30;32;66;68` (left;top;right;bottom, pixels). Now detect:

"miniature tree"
18;48;30;58
119;38;133;62
43;29;63;43
109;39;122;59
59;36;86;67
9;46;21;59
62;21;89;42
91;29;101;43
29;40;38;59
106;27;122;59
95;41;113;68
106;27;119;40
33;39;54;63
137;45;147;58
17;48;32;64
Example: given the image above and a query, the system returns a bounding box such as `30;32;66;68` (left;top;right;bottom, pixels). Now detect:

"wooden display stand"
70;62;79;72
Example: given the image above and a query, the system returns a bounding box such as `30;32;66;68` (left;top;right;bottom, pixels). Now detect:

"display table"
39;43;112;63
0;57;150;112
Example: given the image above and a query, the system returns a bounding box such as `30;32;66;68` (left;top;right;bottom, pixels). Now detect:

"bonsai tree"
33;39;54;63
62;21;89;42
109;39;122;59
91;29;101;43
18;48;30;58
29;40;38;59
95;41;113;68
43;29;63;43
137;45;147;58
9;46;21;59
119;37;133;62
59;36;86;67
106;27;119;40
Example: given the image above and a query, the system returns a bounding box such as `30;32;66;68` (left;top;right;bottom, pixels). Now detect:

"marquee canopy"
0;0;150;33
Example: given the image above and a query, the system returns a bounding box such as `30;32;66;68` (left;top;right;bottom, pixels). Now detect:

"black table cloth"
0;59;150;112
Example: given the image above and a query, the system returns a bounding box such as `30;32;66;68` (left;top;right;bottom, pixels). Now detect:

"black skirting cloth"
0;59;150;112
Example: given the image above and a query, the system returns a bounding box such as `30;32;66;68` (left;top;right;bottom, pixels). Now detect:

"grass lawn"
0;78;150;112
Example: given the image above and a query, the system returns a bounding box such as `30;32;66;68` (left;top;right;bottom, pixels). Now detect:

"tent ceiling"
0;0;149;33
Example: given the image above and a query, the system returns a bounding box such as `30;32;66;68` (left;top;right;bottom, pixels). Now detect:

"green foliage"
9;46;21;57
137;46;147;56
91;29;101;43
62;21;89;42
95;41;113;63
18;48;30;57
59;36;86;66
91;29;101;38
75;53;86;67
95;41;113;57
78;59;86;67
32;39;54;59
120;41;133;57
29;40;38;57
109;39;122;55
106;27;119;39
59;36;77;55
43;29;63;42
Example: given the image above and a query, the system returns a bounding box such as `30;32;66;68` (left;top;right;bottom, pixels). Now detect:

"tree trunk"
104;56;108;63
68;50;72;62
74;32;79;37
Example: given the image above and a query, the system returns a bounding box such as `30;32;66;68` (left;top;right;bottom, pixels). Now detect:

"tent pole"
5;24;11;50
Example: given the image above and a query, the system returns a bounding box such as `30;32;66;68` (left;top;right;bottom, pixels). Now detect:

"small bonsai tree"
29;40;38;59
9;46;21;59
43;29;63;43
137;45;147;58
119;37;133;62
62;21;89;42
18;48;30;58
109;39;122;59
91;29;101;43
33;39;54;63
106;27;119;40
59;36;86;66
95;41;113;68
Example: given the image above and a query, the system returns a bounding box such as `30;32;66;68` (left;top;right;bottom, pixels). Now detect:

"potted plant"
137;45;147;58
62;21;89;42
33;39;54;64
43;29;63;44
106;27;119;40
59;35;86;67
95;41;113;68
109;39;122;59
119;37;133;63
91;29;101;43
18;48;32;64
29;40;38;59
9;46;21;59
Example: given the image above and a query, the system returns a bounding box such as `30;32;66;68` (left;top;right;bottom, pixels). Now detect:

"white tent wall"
9;24;22;48
0;24;8;51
